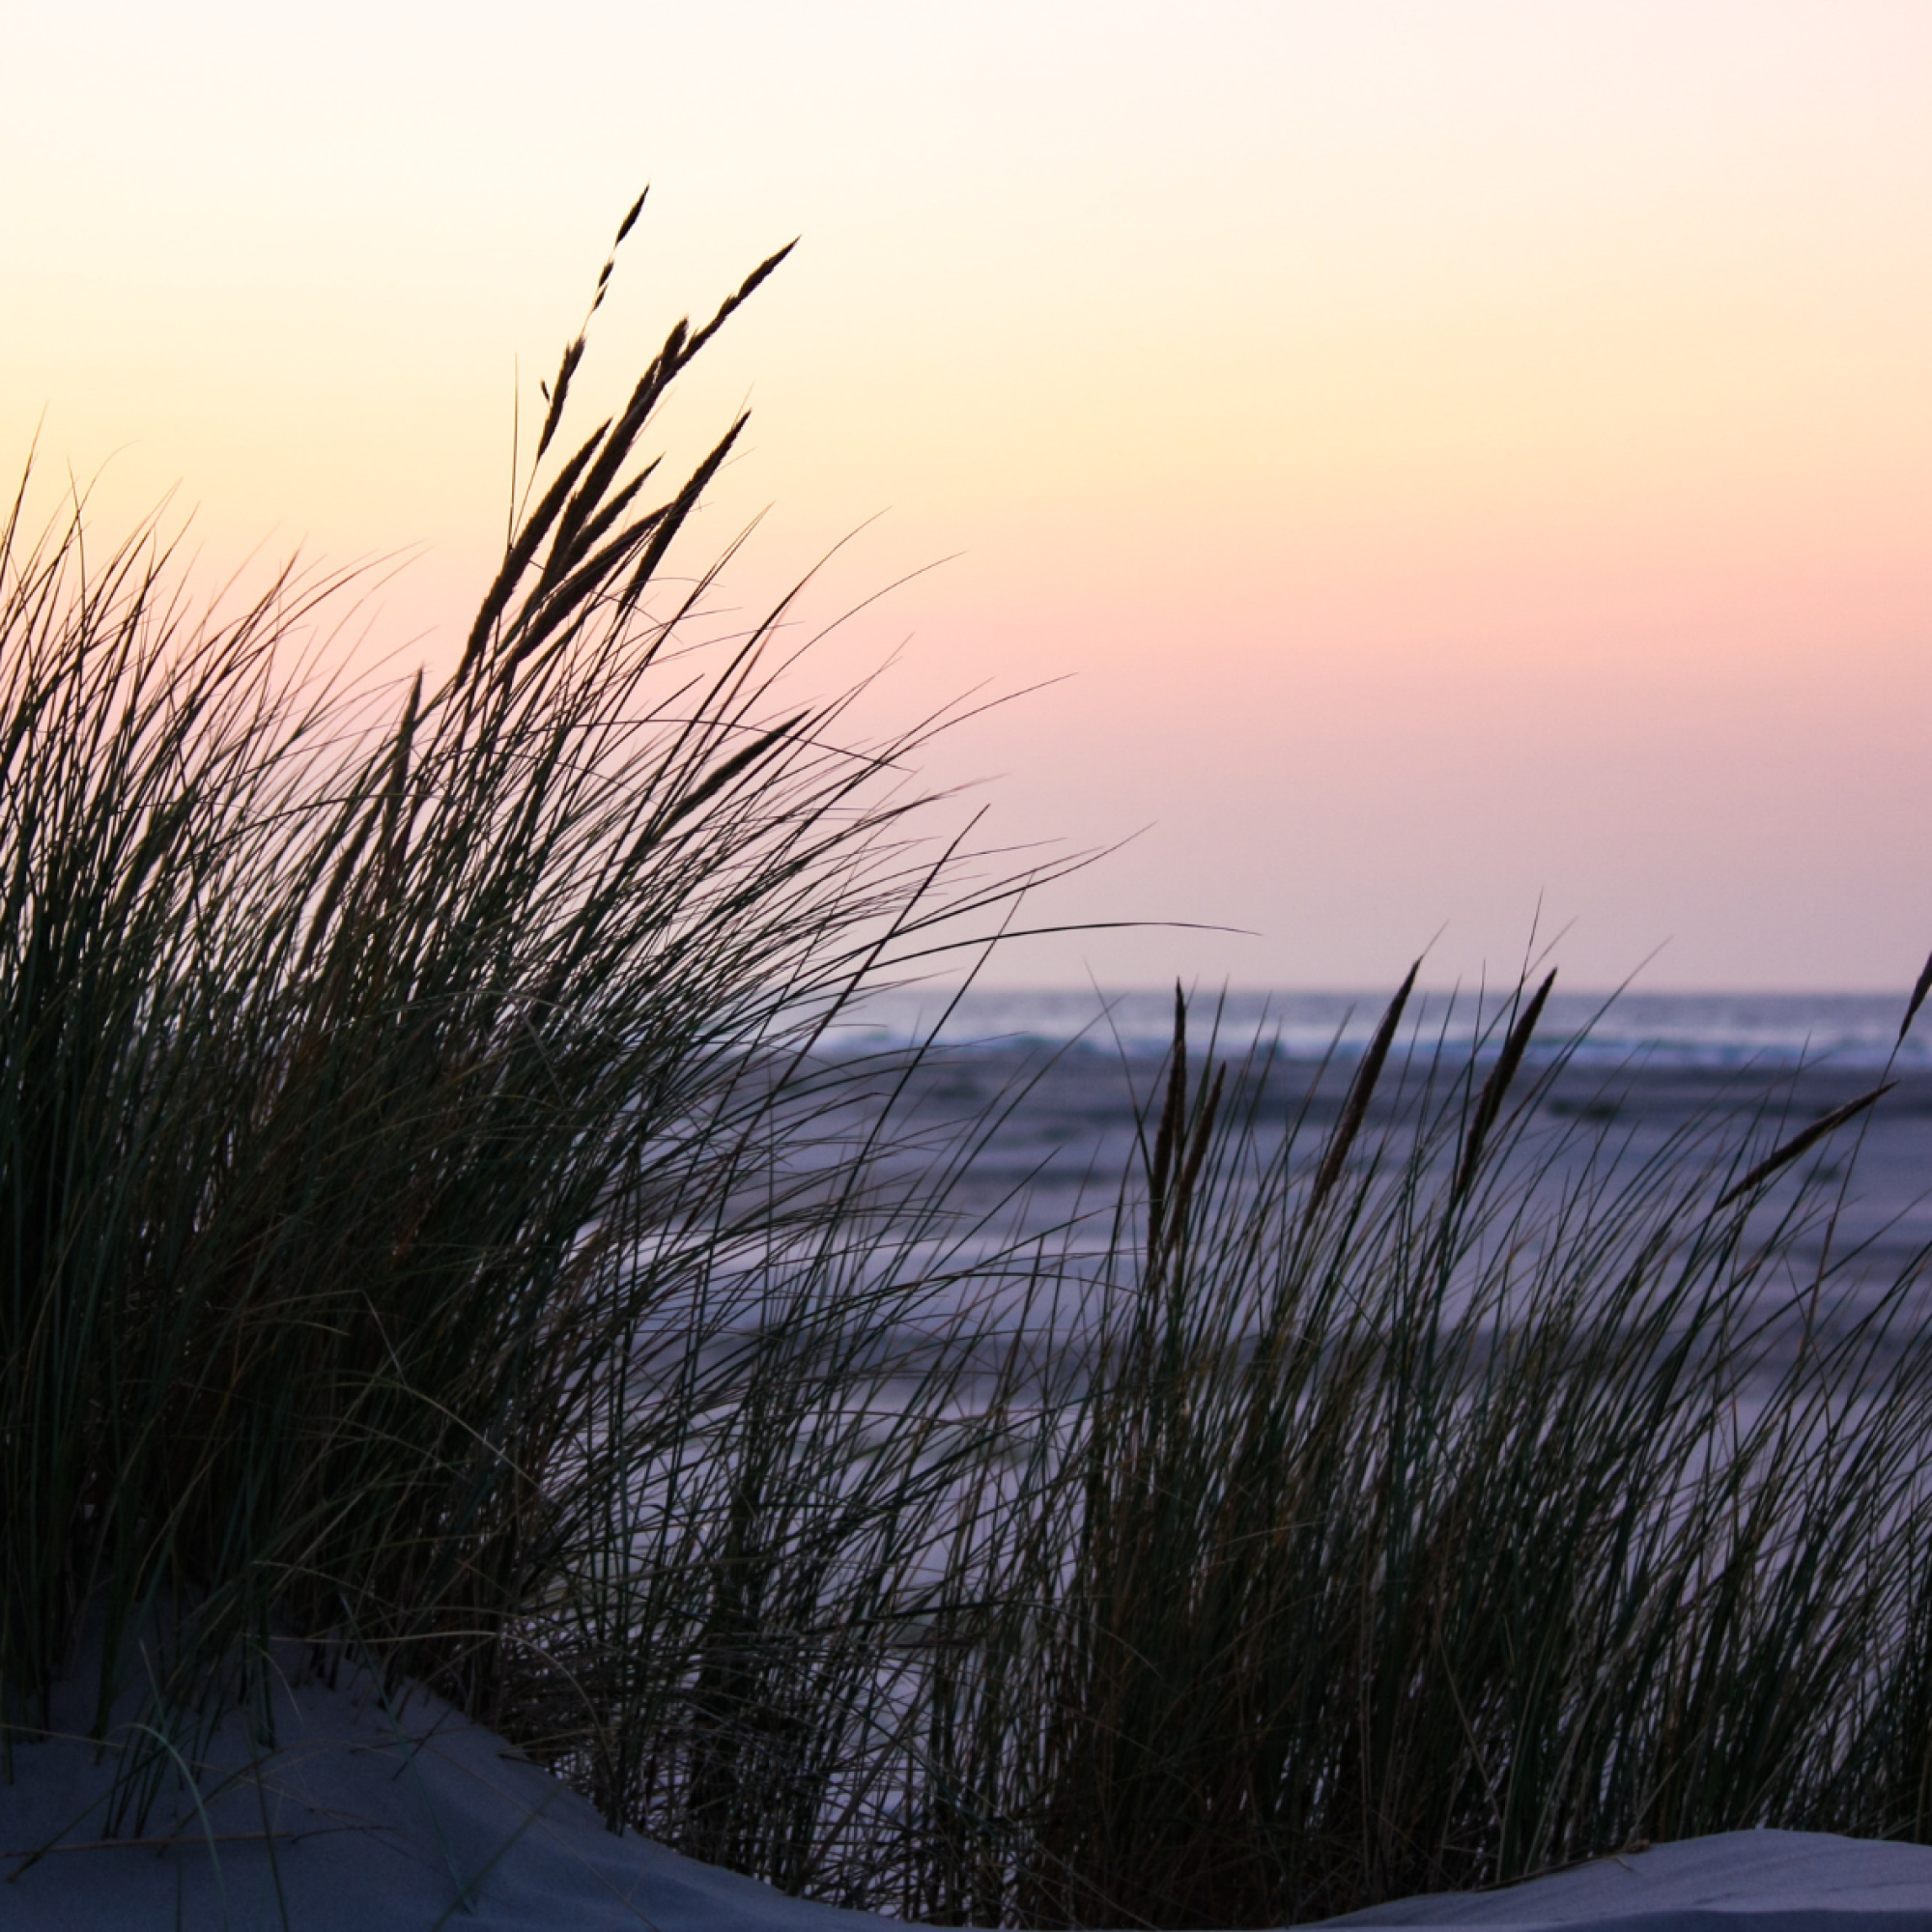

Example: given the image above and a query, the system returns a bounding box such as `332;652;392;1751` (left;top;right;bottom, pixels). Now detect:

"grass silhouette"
7;200;1932;1927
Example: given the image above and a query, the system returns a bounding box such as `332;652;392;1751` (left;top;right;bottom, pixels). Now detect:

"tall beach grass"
0;204;1060;1807
8;206;1932;1926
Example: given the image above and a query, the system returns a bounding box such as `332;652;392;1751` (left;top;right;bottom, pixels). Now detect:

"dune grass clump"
10;198;1932;1928
887;989;1932;1927
0;205;1055;1813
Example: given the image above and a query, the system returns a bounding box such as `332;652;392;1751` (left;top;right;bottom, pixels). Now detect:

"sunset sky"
6;1;1931;992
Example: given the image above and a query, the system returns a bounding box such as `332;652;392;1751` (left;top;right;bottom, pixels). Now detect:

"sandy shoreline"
857;1044;1932;1294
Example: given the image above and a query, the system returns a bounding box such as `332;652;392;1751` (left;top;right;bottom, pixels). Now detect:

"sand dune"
1;1659;895;1931
7;1653;1931;1932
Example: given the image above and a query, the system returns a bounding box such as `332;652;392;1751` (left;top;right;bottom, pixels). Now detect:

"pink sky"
6;1;1931;990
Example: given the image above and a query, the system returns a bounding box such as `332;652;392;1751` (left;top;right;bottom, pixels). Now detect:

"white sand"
6;1662;1931;1931
1318;1830;1932;1931
0;1658;898;1931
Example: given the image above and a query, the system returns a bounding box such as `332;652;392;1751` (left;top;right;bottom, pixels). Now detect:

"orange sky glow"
6;1;1931;990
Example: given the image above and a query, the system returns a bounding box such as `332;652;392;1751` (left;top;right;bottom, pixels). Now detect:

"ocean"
808;987;1932;1312
838;986;1931;1072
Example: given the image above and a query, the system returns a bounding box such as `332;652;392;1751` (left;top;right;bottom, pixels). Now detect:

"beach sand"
0;1653;898;1931
8;1669;1932;1932
861;1044;1932;1303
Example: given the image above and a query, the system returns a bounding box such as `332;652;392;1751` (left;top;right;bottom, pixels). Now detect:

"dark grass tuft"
9;208;1932;1929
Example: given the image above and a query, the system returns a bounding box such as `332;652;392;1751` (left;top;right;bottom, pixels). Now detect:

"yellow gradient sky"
6;1;1931;989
